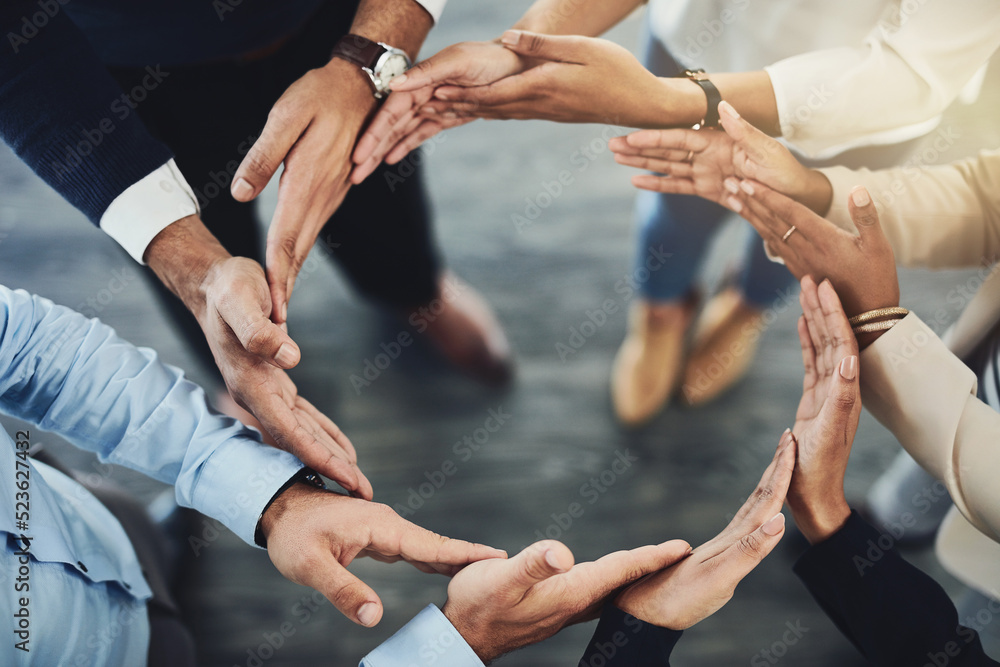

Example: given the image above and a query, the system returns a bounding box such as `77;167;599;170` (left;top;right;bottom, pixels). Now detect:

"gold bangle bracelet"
852;318;904;335
848;307;909;327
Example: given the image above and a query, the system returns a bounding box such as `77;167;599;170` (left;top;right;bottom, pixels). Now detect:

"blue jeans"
633;23;794;308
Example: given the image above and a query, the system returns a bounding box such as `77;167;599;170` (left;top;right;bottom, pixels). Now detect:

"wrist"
657;77;709;129
441;602;498;663
260;477;328;547
791;498;851;544
144;214;230;321
323;56;381;112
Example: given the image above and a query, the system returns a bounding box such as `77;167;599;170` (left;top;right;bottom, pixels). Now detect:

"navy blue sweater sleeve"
578;605;683;666
794;511;999;666
0;1;173;223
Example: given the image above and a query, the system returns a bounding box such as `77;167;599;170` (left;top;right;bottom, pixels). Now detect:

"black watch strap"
683;69;722;129
254;467;327;548
331;33;385;69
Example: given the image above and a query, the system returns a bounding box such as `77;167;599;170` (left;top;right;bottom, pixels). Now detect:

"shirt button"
77;561;88;573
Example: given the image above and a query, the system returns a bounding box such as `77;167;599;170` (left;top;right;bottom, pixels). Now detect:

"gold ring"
782;225;798;243
685;150;695;162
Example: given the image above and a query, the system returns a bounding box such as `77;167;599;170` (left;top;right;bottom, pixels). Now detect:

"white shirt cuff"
360;604;484;667
412;0;446;22
99;159;200;264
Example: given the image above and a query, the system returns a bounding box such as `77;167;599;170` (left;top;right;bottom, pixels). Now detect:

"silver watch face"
373;49;411;95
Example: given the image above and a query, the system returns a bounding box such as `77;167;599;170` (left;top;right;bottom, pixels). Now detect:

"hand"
614;434;794;630
350;39;529;183
231;58;378;326
442;538;692;662
261;484;506;627
199;256;373;498
609;101;833;214
418;30;688;128
728;183;899;321
787;277;860;543
144;216;372;497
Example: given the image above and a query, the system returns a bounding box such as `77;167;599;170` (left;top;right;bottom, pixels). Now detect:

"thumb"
311;556;385;627
723;512;786;581
215;285;301;368
819;354;860;421
507;540;574;593
390;50;466;91
719;101;778;171
500;30;588;62
846;186;887;244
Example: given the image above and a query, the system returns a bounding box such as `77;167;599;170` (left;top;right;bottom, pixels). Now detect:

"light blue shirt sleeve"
0;285;304;546
360;605;485;667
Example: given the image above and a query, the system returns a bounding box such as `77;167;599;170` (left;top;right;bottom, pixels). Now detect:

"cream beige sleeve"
819;149;1000;268
861;313;1000;543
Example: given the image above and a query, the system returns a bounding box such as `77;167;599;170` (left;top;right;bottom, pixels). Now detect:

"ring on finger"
684;150;695;163
782;225;798;243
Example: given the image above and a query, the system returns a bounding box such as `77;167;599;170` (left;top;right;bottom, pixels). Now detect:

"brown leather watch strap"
331;33;385;69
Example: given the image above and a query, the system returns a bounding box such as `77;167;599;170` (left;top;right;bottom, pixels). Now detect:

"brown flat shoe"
610;296;696;427
680;287;765;406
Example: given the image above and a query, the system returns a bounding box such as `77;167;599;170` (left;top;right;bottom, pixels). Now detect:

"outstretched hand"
609;101;832;214
614;432;794;630
786;277;860;543
442;538;692;662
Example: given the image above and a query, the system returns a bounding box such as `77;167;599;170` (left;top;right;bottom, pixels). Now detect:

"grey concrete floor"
2;2;999;665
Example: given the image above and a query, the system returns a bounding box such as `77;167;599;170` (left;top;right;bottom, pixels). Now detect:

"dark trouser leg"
107;0;444;379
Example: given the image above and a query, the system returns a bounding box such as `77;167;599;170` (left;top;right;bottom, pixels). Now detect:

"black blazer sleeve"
794;511;999;666
578;605;683;666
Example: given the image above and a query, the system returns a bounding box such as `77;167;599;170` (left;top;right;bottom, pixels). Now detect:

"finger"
797;315;818;391
232;102;305;202
499;30;590;63
817;279;858;362
614;153;695;176
819;352;861;428
294;399;374;500
385;119;462;164
625;128;704;153
352;91;418;168
631;174;698;197
582;540;693;598
742;182;825;239
725;431;796;532
215;283;300;368
846;186;888;246
505;540;575;594
798;275;834;376
351;112;425;183
263;409;363;494
388;49;470;92
304;552;384;627
376;513;507;570
718;101;780;169
718;511;786;582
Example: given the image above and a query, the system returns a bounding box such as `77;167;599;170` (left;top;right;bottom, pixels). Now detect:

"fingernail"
391;73;408;86
423;105;438;113
276;343;297;367
281;302;288;322
719;100;740;120
840;355;858;380
357;602;379;627
739;180;755;196
501;30;520;46
724;178;740;194
851;187;871;207
762;513;786;536
727;195;743;213
544;549;564;571
442;111;457;120
232;177;254;200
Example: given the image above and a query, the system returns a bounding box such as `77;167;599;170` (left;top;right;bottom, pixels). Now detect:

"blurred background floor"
2;2;999;665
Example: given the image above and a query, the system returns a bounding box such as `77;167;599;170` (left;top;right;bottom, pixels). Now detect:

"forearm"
144;214;231;322
351;0;435;59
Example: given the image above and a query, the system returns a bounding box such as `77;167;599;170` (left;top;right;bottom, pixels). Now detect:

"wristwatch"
331;34;412;99
683;69;722;129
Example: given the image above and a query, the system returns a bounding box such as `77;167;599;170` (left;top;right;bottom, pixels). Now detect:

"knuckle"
240;318;273;354
738;533;763;559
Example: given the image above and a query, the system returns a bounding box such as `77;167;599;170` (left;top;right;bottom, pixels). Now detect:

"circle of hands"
217;27;905;662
